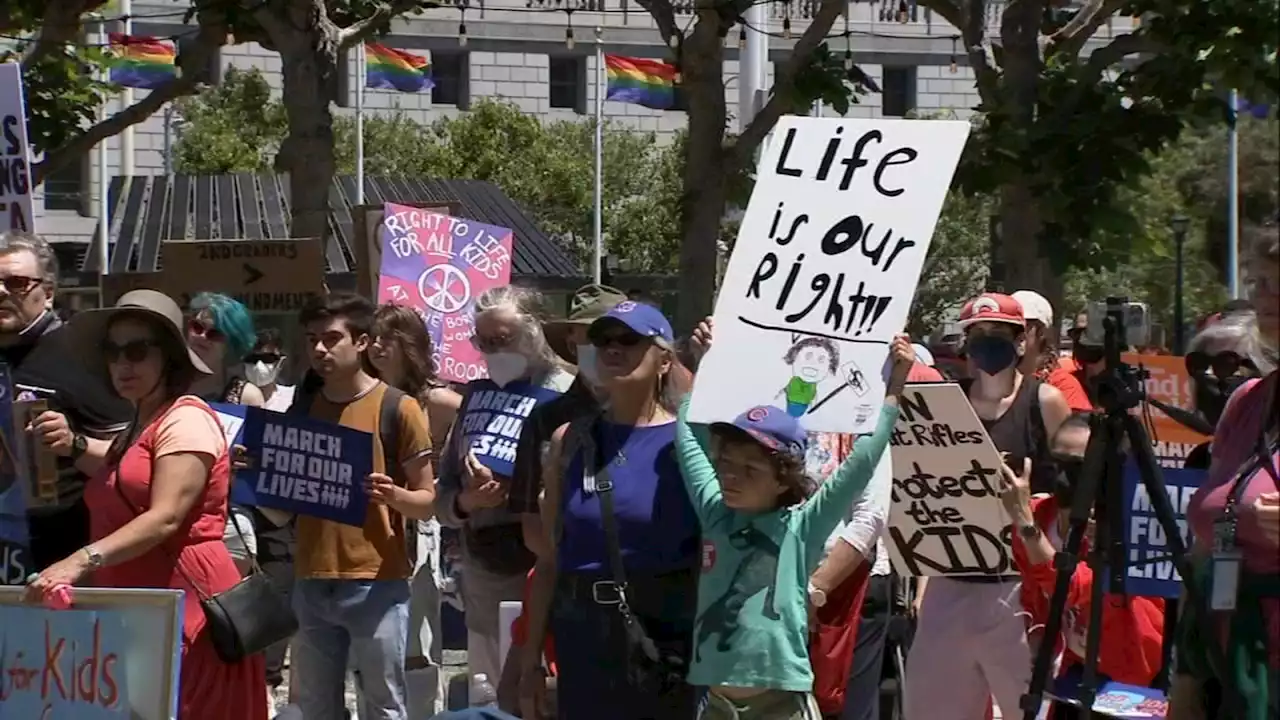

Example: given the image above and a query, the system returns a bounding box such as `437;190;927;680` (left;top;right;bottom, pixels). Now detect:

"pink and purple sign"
376;203;514;383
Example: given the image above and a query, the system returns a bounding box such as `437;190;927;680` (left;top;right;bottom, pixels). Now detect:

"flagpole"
356;44;366;206
120;0;135;177
97;15;111;278
593;27;604;285
1227;89;1240;298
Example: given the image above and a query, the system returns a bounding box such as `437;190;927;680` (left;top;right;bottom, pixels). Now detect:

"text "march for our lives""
232;408;374;527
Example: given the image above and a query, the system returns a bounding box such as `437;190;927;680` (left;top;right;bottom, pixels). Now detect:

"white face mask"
244;360;283;387
484;352;529;388
576;344;601;386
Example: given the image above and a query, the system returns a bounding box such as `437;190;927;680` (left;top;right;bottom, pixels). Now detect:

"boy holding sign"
289;294;437;720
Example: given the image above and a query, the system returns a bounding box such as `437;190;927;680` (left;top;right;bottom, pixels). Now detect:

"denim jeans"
292;578;412;720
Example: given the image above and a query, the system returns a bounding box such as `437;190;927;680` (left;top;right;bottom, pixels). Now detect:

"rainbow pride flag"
108;33;177;89
365;43;433;93
605;54;677;110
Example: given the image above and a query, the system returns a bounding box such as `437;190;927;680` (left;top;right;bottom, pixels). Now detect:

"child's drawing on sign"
778;337;838;417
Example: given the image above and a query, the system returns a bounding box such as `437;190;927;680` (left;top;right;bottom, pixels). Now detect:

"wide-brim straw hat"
66;289;213;387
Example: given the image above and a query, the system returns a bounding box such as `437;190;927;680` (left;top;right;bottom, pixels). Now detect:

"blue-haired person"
186;292;264;574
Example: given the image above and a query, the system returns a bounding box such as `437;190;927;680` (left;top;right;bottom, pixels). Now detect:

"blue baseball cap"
588;300;675;345
713;405;806;458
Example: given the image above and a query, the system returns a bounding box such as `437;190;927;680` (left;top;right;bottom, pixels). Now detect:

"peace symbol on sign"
417;263;472;314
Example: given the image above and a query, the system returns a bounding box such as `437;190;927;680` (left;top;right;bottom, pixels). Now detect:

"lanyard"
1218;416;1280;547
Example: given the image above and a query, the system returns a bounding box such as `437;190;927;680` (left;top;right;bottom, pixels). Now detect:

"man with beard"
0;232;131;581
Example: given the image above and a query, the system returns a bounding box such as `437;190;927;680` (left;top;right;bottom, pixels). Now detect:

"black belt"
558;567;695;607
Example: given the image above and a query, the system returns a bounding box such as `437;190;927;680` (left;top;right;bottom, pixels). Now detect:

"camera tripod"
1019;298;1238;720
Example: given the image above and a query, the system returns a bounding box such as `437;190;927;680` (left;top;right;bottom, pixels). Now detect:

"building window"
44;155;85;213
881;66;917;117
432;51;470;109
548;56;586;113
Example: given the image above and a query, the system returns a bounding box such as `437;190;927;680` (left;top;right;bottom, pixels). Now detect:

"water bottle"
469;672;498;708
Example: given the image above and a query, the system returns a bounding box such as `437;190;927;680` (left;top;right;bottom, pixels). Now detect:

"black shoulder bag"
576;420;688;695
110;402;298;664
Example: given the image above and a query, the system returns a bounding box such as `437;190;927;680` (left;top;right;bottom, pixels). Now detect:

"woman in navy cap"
520;301;701;720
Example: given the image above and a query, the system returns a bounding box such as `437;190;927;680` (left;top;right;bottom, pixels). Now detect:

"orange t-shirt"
295;383;433;580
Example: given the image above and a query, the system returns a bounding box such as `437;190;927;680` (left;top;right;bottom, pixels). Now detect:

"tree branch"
20;0;94;68
730;0;844;166
338;1;433;48
30;19;226;185
635;0;680;48
1082;31;1152;80
1047;0;1130;58
919;0;1001;103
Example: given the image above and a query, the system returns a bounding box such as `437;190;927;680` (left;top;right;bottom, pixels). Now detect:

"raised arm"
798;335;912;550
675;394;727;522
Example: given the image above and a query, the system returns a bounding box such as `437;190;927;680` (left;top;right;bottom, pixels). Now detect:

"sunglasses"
187;318;225;342
0;275;44;296
1185;351;1255;379
102;338;158;364
591;330;645;349
244;352;283;364
470;334;516;354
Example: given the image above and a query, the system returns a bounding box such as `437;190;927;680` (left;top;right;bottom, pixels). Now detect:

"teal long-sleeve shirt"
674;396;899;692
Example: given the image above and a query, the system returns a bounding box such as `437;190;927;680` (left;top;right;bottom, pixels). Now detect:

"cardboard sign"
688;118;969;434
353;201;460;298
377;203;514;383
161;239;326;312
13;398;60;509
457;380;563;477
232;407;374;526
0;64;34;233
886;383;1012;577
1122;463;1200;598
0;586;183;719
0;364;30;586
1123;353;1211;466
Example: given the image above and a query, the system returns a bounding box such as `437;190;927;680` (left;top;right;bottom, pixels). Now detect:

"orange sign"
1123;353;1211;450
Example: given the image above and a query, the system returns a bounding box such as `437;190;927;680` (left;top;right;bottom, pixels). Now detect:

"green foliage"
173;67;287;172
906;192;992;337
942;0;1279;274
5;39;113;157
1062;135;1228;345
175;77;686;272
781;44;874;117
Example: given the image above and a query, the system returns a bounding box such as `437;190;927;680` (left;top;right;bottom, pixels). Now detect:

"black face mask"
1193;373;1254;426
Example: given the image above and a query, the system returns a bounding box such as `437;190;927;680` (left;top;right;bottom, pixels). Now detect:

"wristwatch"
82;545;104;570
69;433;88;460
807;583;828;608
1018;523;1042;540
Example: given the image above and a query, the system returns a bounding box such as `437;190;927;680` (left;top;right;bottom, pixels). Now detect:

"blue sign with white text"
1121;464;1204;598
457;380;562;478
231;407;374;527
0;364;30;587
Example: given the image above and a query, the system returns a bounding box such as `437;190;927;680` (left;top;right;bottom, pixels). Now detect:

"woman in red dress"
27;289;268;720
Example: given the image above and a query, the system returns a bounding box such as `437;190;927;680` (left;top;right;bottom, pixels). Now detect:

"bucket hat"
66;289;213;387
545;283;628;360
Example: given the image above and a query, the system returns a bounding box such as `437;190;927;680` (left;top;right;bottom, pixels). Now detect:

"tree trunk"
993;0;1064;313
271;12;341;241
674;14;730;333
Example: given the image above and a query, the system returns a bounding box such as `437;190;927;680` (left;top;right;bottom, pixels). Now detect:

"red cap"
958;293;1025;329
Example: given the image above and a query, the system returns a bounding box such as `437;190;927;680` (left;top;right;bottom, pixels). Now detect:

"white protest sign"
887;383;1013;577
0;63;34;233
688;117;970;434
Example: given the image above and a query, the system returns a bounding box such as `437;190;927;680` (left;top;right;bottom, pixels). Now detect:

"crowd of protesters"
2;224;1277;720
